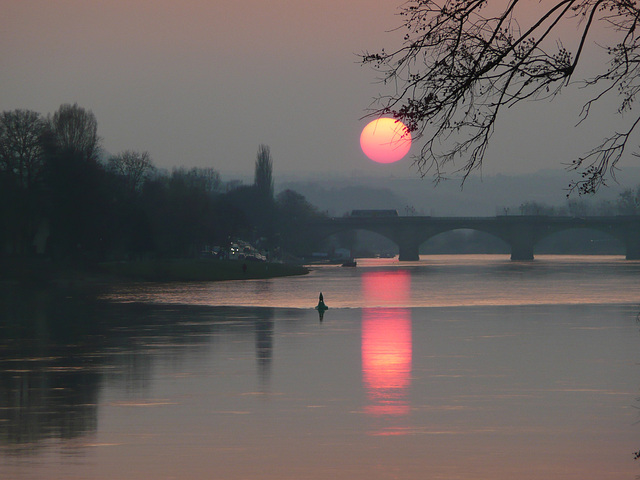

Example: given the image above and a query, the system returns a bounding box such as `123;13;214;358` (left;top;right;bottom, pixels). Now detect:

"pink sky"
0;1;632;179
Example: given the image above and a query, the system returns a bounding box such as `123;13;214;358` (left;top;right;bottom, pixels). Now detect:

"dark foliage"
0;106;325;265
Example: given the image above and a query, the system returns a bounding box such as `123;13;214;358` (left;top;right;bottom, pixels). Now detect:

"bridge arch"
323;228;398;258
305;216;640;261
535;227;624;255
421;229;509;254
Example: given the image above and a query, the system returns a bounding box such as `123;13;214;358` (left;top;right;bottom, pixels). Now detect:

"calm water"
1;255;640;479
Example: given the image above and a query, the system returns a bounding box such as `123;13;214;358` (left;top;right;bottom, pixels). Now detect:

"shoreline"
0;258;309;289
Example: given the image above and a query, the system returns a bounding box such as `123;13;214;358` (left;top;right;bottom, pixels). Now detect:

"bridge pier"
626;246;640;260
622;218;640;259
398;242;420;261
624;233;640;260
502;221;537;261
510;243;534;261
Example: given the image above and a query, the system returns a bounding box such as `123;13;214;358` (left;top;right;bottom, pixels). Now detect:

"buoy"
316;292;328;311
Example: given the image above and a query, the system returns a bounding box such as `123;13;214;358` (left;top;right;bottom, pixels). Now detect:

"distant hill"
275;168;640;217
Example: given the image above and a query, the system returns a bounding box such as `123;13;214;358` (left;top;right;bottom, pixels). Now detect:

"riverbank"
100;259;309;282
0;258;309;287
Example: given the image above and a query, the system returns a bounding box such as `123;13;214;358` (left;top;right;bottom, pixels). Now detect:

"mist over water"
1;255;639;479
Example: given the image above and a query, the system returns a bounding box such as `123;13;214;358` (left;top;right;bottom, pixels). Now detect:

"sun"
360;118;411;164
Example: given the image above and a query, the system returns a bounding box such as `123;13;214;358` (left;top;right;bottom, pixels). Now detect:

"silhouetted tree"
210;197;248;247
0;171;20;256
44;150;119;261
275;189;326;256
46;103;100;163
250;145;276;245
101;152;157;259
41;104;113;261
138;168;224;257
0;103;334;264
192;167;223;194
177;167;223;194
107;151;155;195
0;109;47;256
566;198;591;217
254;144;274;199
0;109;46;190
616;186;640;214
222;184;262;239
518;201;560;216
363;0;640;194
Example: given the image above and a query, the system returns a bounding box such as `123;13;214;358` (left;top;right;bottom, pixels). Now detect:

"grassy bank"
99;259;309;282
0;258;309;286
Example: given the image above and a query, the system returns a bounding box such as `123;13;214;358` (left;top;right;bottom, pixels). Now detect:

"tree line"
513;188;640;217
0;104;326;264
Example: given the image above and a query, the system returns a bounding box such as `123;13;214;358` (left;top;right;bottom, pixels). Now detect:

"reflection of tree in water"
0;287;279;451
0;288;104;451
0;357;100;449
252;283;274;386
255;308;274;386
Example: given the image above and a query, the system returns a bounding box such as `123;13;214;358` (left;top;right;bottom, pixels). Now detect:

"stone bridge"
306;215;640;261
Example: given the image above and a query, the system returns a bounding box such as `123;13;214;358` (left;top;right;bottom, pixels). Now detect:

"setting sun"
360;118;411;164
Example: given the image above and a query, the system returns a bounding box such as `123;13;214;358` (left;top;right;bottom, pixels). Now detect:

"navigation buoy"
316;292;328;311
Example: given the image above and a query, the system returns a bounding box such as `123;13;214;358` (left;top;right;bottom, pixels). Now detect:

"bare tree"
108;150;155;193
254;144;274;199
0;109;46;189
0;109;47;255
190;167;222;194
616;185;640;214
362;0;640;194
169;167;222;194
47;103;100;162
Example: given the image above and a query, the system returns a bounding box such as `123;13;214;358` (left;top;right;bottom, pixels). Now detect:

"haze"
1;0;634;182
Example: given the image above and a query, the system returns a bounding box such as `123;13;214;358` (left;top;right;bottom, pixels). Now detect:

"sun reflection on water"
361;270;412;419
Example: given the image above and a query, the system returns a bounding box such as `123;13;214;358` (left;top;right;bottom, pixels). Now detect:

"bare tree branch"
362;0;640;194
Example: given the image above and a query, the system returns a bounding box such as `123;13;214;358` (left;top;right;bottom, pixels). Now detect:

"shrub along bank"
99;259;309;282
1;258;309;286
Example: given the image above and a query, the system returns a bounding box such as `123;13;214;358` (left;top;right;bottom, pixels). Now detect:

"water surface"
1;255;639;479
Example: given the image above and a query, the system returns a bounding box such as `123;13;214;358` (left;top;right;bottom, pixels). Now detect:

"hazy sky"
1;1;636;181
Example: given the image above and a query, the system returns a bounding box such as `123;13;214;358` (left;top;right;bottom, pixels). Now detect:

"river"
1;255;639;479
